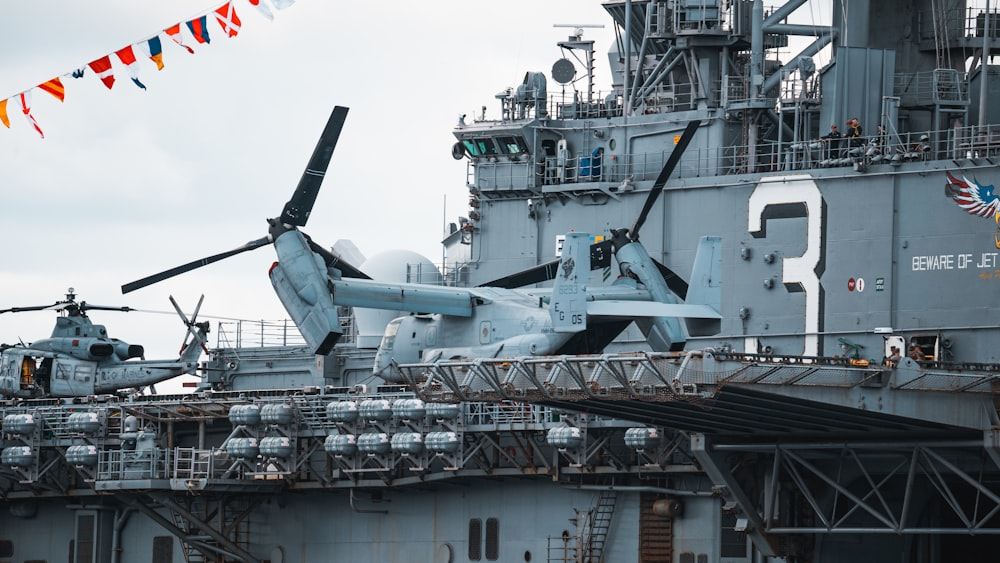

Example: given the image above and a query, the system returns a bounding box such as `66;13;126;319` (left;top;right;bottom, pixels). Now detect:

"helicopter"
0;288;208;398
121;107;721;381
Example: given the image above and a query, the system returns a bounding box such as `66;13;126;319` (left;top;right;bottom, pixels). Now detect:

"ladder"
585;490;617;563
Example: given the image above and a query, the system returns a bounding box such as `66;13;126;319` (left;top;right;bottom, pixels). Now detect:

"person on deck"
819;124;844;158
847;118;864;149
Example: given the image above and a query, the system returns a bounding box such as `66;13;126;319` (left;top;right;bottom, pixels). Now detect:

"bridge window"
496;136;528;156
463;138;499;157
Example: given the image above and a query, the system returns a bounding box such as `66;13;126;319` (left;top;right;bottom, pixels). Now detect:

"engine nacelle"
269;230;343;355
114;341;144;360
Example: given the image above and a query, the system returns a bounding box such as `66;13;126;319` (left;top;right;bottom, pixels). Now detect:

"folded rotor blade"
280;106;350;227
121;236;272;294
305;238;371;280
631;120;700;238
653;259;689;299
481;240;615;288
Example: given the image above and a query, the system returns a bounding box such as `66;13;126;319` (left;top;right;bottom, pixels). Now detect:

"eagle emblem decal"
946;171;1000;248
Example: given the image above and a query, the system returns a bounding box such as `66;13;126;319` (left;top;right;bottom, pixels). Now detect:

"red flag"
214;2;242;37
38;77;65;102
115;46;147;89
19;92;43;138
165;23;195;54
0;99;9;129
88;56;116;89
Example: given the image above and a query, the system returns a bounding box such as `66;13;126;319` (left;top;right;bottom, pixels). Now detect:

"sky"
0;0;619;379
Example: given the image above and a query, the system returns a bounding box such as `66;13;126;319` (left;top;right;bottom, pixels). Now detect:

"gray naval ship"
3;0;1000;561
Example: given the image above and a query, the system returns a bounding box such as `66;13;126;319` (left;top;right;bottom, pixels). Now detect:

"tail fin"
549;232;591;333
684;236;722;336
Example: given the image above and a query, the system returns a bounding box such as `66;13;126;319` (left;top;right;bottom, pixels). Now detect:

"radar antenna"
553;23;604;104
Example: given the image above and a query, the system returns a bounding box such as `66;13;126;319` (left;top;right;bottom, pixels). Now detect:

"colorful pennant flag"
141;36;165;70
38;77;65;102
115;46;147;89
165;23;195;54
187;15;211;44
88;56;116;89
3;0;302;137
19;92;44;138
248;0;274;21
214;2;242;37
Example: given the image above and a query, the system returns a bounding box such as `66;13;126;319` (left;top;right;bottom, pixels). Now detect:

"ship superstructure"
2;1;1000;562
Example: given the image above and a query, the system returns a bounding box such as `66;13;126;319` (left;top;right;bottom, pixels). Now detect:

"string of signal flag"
1;0;296;139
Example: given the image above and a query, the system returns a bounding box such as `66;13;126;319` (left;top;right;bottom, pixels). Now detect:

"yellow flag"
0;99;9;128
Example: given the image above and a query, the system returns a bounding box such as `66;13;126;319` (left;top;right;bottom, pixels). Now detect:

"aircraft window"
380;320;401;352
497;136;528;155
74;365;93;382
54;363;71;381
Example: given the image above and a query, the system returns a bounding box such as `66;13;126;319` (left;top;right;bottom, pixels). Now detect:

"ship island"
1;1;1000;562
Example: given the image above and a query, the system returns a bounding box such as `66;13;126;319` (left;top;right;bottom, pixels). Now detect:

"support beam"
690;433;777;556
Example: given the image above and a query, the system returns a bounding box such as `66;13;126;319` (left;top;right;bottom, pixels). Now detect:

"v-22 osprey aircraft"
122;108;721;381
0;289;208;398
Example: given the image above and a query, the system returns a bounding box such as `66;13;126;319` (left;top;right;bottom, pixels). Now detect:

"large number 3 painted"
747;176;825;356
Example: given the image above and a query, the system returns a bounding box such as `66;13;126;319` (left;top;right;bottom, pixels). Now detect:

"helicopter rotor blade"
190;294;205;325
630;120;700;239
169;295;191;325
305;237;371;280
279;106;350;228
0;304;58;315
121;106;354;295
653;258;689;299
77;303;136;313
170;294;209;354
121;235;272;294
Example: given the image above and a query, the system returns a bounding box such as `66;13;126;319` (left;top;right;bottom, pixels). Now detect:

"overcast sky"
0;0;617;369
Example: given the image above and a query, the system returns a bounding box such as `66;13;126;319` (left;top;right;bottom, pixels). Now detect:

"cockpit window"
496;136;528;155
379;319;402;352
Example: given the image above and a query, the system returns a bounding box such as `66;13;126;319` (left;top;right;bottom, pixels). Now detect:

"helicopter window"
74;365;93;382
53;363;72;381
379;320;401;352
496;136;528;156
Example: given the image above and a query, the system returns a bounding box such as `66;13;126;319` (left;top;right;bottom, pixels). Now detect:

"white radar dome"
354;250;442;349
